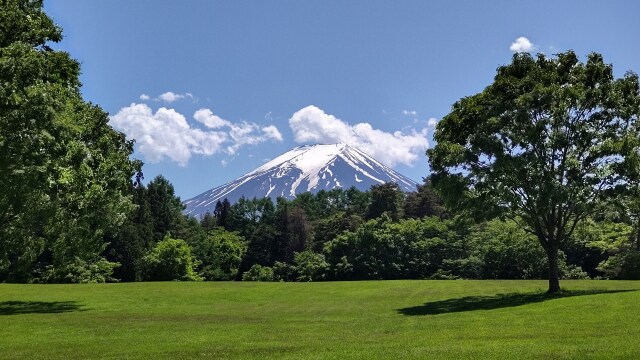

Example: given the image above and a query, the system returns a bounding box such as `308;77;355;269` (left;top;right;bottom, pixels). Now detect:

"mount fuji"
183;144;418;217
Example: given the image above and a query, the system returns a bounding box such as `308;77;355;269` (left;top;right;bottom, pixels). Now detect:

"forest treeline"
123;178;640;283
8;174;637;283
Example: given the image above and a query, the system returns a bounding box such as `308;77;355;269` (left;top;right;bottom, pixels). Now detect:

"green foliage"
324;216;395;280
367;182;404;220
37;257;120;284
323;216;459;280
272;261;297;281
293;251;328;281
45;98;138;269
466;220;548;279
428;50;640;292
598;251;640;280
321;215;595;281
146;175;185;243
403;180;448;219
213;199;231;230
566;219;630;278
242;264;274;281
0;0;139;282
104;185;153;281
277;204;311;262
393;217;461;279
578;219;640;279
200;212;217;232
311;212;363;252
141;236;200;281
194;228;247;281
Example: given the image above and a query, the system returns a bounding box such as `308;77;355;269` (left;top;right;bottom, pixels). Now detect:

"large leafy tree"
0;0;139;281
428;51;640;292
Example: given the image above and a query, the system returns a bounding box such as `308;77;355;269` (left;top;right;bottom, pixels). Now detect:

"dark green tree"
428;51;640;292
213;198;231;229
146;175;185;243
291;192;320;220
105;184;153;281
345;186;370;217
403;180;448;219
281;205;311;262
311;212;363;252
366;183;405;220
230;197;282;279
200;212;217;232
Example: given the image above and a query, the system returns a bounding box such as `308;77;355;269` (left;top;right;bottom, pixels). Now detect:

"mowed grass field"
1;280;639;359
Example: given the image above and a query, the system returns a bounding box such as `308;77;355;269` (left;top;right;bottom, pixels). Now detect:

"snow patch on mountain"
183;143;418;217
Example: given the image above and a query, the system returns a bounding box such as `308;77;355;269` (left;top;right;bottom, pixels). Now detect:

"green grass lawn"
1;280;639;359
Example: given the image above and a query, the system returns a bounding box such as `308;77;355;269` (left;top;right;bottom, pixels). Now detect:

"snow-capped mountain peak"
183;143;417;217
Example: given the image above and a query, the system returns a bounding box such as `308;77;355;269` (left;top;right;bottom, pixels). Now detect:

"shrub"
597;250;640;280
194;228;247;280
37;257;120;284
293;251;328;281
272;261;296;282
141;236;201;281
242;264;274;281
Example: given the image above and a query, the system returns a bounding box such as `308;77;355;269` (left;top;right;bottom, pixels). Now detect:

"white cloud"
110;104;283;166
289;105;428;167
157;91;193;103
262;125;283;142
194;108;230;128
427;118;438;127
402;110;417;116
226;121;283;155
140;91;198;103
510;37;534;53
194;108;283;155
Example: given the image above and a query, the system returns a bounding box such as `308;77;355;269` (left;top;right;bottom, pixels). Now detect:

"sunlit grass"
1;280;638;359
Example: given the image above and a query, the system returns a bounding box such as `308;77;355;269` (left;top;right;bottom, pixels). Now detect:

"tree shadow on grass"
0;301;84;315
397;289;635;316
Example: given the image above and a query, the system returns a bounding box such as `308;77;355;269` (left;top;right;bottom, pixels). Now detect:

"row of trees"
74;175;639;284
228;194;639;282
97;176;449;283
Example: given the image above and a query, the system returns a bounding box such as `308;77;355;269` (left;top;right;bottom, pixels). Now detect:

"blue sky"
45;1;640;200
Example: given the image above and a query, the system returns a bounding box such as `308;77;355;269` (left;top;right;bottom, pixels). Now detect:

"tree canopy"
428;51;640;292
0;0;140;281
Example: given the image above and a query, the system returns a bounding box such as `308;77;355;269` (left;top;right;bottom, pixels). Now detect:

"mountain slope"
183;144;418;216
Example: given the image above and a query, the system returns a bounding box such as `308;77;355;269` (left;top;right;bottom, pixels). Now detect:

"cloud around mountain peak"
289;105;428;167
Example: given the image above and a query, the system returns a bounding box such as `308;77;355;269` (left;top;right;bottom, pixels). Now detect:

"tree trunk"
546;245;561;293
